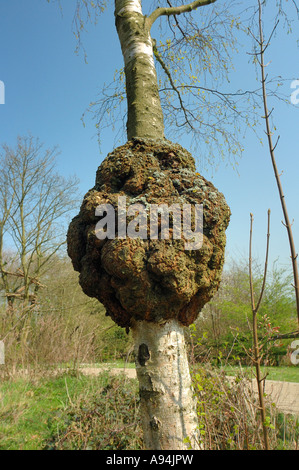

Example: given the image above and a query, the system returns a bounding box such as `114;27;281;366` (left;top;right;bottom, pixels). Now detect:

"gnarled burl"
67;138;230;329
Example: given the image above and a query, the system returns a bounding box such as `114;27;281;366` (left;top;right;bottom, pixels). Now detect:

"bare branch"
249;208;271;450
147;0;217;29
153;39;194;130
255;209;271;313
249;213;256;313
268;330;299;341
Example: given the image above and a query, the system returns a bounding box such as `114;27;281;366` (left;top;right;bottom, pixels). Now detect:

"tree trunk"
114;0;199;450
115;0;164;140
132;319;200;450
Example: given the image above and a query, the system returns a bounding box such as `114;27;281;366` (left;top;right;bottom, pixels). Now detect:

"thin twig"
257;0;299;324
249;209;271;450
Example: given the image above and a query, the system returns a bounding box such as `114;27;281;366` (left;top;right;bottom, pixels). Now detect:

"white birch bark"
132;319;200;450
115;0;200;451
114;0;164;139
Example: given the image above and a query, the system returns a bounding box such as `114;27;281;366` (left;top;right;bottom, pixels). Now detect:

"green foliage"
188;260;297;365
0;367;297;450
45;373;142;450
0;372;142;450
191;364;299;450
101;326;132;362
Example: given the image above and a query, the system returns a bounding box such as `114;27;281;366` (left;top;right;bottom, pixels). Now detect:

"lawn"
220;365;299;383
79;361;136;369
0;371;136;450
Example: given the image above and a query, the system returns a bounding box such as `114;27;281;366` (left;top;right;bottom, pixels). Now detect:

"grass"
79;361;136;369
0;372;82;450
221;365;299;383
0;371;140;450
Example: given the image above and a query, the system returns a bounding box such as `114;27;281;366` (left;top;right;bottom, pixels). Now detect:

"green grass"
0;371;137;450
221;365;299;383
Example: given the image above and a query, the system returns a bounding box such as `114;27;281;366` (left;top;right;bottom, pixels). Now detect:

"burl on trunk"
67;138;230;449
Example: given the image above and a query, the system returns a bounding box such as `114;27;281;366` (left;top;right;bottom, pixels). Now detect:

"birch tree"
64;0;298;451
114;0;219;450
67;0;232;451
82;0;250;167
0;135;79;311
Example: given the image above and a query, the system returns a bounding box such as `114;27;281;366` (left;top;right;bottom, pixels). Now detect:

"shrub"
44;372;142;450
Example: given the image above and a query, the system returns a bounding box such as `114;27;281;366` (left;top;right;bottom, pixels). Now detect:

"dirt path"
79;366;299;416
80;366;136;379
254;379;299;415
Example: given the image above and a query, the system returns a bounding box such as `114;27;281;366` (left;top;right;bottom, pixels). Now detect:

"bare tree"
0;135;79;309
254;0;299;326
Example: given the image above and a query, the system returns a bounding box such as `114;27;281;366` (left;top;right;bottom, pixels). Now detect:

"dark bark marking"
138;343;150;366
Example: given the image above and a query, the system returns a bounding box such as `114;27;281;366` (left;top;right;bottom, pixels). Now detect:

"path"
79;366;299;416
253;379;299;416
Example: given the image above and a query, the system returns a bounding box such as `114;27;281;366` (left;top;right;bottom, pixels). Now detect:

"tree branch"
147;0;217;29
255;209;271;313
153;39;195;130
268;330;299;341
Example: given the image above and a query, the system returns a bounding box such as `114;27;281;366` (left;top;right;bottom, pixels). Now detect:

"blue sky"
0;0;298;275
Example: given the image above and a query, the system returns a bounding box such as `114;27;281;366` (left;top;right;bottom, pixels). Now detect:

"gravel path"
254;379;299;415
79;366;299;416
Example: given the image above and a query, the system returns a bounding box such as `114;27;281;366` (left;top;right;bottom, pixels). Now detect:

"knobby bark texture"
67;0;231;450
67;139;230;329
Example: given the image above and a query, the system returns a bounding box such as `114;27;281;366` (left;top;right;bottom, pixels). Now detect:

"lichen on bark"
67;138;230;329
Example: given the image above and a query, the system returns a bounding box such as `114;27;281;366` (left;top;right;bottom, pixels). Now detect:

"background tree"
254;0;299;325
0;136;129;368
191;258;297;365
0;135;79;312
